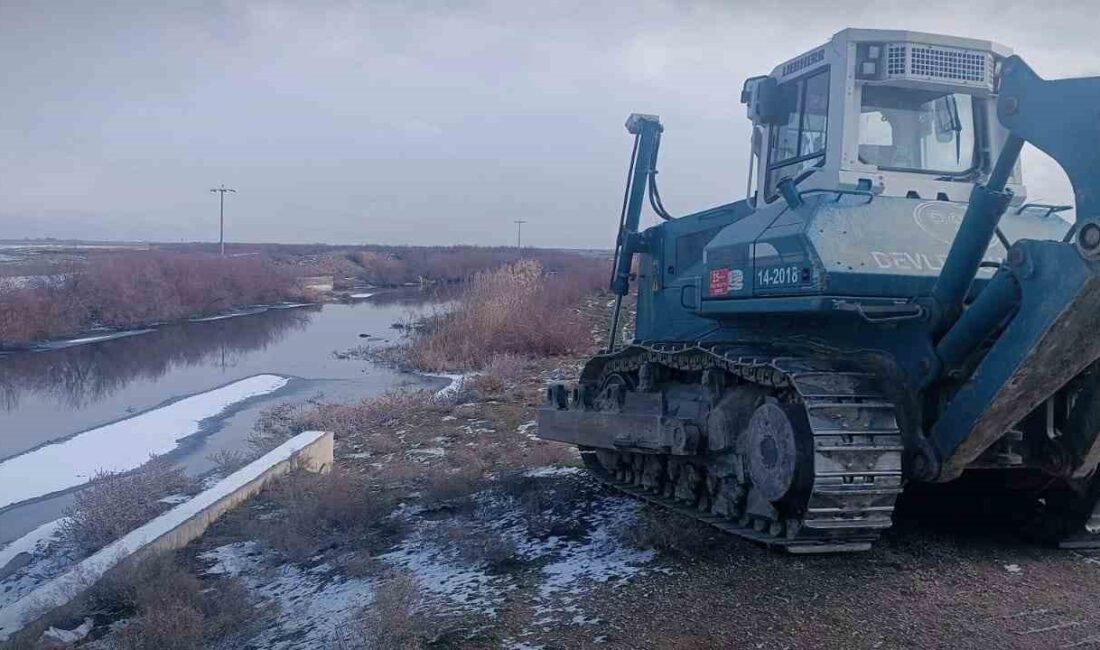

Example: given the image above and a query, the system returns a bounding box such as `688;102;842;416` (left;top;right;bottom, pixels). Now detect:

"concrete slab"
0;430;333;641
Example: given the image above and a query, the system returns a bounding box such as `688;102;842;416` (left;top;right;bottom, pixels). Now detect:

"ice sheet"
0;374;289;510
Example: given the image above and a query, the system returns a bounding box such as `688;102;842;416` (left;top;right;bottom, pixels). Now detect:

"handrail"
1015;202;1072;218
798;188;876;205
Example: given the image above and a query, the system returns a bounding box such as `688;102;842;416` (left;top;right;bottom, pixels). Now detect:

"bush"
90;552;262;650
336;572;440;650
59;459;196;554
250;469;405;562
348;245;606;287
0;251;304;347
206;448;250;476
250;390;445;451
443;525;520;573
468;353;527;394
409;260;604;371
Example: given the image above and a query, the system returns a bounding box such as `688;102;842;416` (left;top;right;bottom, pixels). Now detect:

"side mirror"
743;76;783;125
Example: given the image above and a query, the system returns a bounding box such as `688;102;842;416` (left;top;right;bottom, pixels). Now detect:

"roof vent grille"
883;42;993;89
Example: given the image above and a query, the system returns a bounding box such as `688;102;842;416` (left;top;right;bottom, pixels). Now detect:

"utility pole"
514;219;527;248
209;185;237;256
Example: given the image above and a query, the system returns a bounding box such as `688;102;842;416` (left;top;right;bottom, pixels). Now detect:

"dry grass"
408;260;604;371
468;353;527;396
494;473;589;540
206;448;250;476
251;390;450;452
247;469;406;562
0;251;304;347
90;552;263;650
422;466;487;510
524;442;578;468
349;246;606;287
333;572;443;650
58;458;197;554
443;525;520;574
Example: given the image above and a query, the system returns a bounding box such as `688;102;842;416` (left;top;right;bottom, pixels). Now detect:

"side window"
765;68;830;201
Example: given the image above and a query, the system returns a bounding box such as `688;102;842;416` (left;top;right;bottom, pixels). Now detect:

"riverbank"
0;243;609;351
13;254;1100;648
0;259;614;647
0;294;450;551
0;251;308;349
15;301;314;354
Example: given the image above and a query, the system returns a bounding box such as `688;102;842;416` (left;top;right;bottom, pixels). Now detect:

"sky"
1;0;1097;248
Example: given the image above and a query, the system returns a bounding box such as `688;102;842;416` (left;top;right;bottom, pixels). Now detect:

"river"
0;291;445;545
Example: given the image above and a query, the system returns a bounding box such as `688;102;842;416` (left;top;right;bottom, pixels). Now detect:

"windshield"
858;86;977;175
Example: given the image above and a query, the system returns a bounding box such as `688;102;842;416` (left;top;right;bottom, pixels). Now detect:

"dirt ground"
234;294;1100;650
36;293;1100;650
548;520;1100;650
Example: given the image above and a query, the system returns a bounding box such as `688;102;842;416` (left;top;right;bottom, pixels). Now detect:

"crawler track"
562;344;905;554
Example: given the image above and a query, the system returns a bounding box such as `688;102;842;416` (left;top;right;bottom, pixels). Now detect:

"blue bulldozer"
537;28;1100;553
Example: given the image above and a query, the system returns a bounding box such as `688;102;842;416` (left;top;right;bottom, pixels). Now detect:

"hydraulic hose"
647;133;675;221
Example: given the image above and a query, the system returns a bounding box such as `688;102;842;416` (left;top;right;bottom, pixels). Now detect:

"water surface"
0;291;441;544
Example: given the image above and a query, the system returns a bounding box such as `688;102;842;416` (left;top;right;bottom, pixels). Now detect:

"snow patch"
424;372;475;398
188;307;268;323
0;431;330;641
200;542;373;649
0;519;77;612
380;531;505;616
33;328;155;351
0;374;290;509
41;618;93;644
523;466;582;479
378;477;654;631
0;519;65;572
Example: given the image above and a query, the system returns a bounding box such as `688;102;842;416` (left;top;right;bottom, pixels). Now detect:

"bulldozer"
537;28;1100;553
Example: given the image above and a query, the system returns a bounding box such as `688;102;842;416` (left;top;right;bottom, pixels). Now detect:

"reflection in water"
0;307;315;410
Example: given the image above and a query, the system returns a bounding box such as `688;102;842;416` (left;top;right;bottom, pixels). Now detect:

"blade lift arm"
920;57;1100;481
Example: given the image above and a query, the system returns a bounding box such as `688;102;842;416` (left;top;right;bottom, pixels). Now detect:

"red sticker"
709;268;730;296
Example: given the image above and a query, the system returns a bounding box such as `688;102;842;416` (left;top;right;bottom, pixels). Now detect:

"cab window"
858;86;977;175
765;68;829;201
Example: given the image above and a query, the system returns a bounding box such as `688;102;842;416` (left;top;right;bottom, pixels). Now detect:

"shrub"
251;469;405;561
0;251;304;347
348;245;608;288
336;572;440;650
206;448;250;476
90;552;262;650
59;459;196;554
469;353;527;394
443;525;520;573
409;260;604;371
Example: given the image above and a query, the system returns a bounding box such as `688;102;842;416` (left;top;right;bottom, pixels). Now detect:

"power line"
514;219;527;248
209;185;237;256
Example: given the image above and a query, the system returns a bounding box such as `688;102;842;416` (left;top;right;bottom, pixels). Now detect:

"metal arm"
922;58;1100;481
606;114;663;352
610;114;662;296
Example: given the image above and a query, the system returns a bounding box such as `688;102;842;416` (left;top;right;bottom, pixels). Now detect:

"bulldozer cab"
743;29;1022;205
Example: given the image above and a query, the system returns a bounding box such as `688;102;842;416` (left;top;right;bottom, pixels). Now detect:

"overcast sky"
1;1;1096;248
